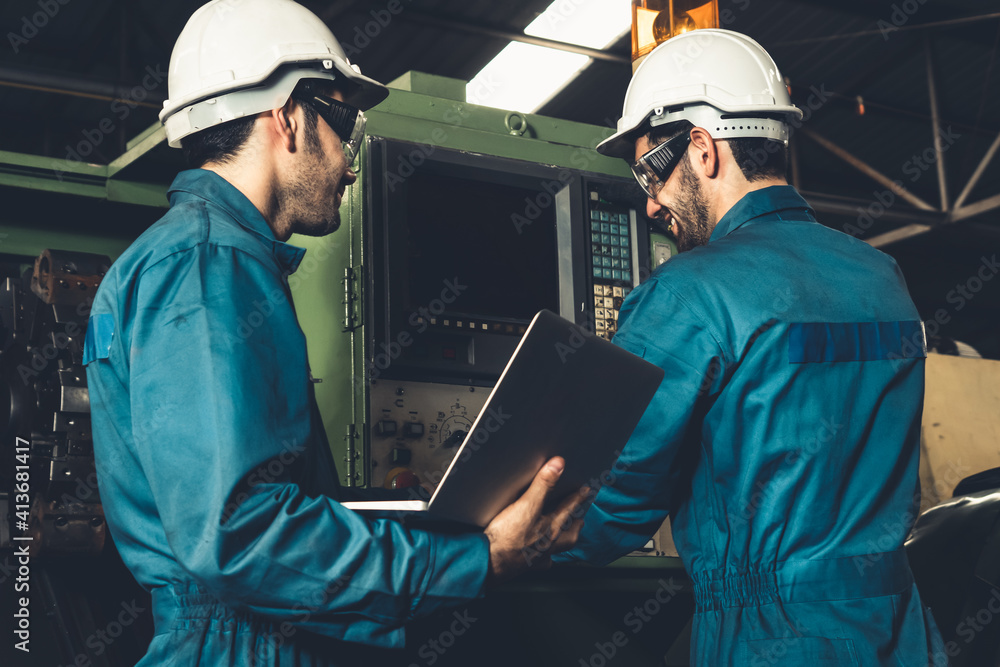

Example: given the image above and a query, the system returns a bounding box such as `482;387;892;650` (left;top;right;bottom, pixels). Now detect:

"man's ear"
689;127;719;179
269;99;299;153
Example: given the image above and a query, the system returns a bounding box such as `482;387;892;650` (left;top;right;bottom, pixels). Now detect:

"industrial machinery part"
1;249;109;557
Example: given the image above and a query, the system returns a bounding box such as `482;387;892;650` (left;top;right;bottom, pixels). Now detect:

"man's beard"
281;135;343;238
672;157;713;253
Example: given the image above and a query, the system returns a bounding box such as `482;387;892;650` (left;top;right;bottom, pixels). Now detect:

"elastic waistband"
691;550;913;611
151;581;254;634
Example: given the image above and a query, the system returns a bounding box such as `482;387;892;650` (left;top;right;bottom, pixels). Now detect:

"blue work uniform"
557;186;945;665
83;169;489;666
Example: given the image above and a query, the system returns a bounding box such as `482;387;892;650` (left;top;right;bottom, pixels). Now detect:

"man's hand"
483;457;593;585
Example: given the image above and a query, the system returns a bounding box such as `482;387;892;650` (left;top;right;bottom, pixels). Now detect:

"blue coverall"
557;186;946;665
83;169;489;666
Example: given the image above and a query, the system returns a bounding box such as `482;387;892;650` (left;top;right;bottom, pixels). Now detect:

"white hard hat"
597;29;803;159
160;0;389;148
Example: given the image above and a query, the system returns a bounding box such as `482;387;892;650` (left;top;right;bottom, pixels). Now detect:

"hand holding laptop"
483;456;593;584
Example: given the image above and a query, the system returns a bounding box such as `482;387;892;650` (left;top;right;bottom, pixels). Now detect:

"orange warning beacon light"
631;0;720;69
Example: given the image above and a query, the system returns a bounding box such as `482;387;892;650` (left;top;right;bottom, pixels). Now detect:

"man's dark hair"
643;120;788;183
181;80;322;168
727;137;787;182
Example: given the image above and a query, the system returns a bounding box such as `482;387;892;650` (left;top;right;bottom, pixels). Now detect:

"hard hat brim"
329;59;389;111
596;127;640;160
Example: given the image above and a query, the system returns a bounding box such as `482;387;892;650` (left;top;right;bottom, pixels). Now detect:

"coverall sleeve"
556;277;729;566
128;242;487;642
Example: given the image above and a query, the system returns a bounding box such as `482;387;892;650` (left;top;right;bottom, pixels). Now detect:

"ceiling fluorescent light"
468;0;629;113
524;0;630;48
468;42;590;113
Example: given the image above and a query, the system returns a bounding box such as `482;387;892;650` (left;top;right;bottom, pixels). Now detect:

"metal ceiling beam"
866;224;933;248
395;9;631;64
924;37;949;211
790;82;999;141
799;191;946;226
773;11;1000;47
950;193;1000;224
799;128;938;212
954;131;1000;210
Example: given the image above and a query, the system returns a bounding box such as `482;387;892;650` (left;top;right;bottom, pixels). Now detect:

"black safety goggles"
631;131;692;199
292;86;366;167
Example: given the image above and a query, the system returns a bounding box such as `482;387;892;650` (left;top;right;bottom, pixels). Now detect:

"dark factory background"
0;1;999;666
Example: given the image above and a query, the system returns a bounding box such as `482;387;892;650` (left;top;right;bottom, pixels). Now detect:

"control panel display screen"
404;169;559;323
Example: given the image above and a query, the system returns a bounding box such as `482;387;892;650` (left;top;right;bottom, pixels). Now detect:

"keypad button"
590;210;600;220
602;285;612;296
591;221;600;232
610;224;619;235
603;297;613;308
600;212;610;221
594;295;603;306
623;270;632;283
612;269;622;280
612;287;623;297
601;234;611;244
591;233;600;243
592;267;602;278
601;245;611;255
621;247;630;258
593;285;603;296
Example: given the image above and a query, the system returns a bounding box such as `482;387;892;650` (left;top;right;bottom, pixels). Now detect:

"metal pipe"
773;11;1000;47
924;37;949;211
398;10;630;64
0;66;165;107
799;128;938;212
953;131;1000;209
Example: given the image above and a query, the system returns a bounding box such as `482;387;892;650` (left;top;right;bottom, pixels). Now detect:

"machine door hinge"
342;265;362;332
343;423;362;486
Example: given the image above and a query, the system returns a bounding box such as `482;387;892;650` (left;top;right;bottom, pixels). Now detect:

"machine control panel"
592;283;633;340
588;196;637;340
368;379;490;490
588;206;634;284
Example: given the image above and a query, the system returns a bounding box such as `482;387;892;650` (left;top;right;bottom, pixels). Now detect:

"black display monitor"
403;168;559;323
367;137;581;384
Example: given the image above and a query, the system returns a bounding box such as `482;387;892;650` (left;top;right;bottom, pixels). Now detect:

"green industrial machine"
288;72;678;495
1;72;690;665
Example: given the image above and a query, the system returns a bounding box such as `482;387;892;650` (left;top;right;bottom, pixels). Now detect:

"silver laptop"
341;309;664;527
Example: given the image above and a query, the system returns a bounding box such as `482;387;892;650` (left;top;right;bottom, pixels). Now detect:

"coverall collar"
710;185;815;243
167;169;306;274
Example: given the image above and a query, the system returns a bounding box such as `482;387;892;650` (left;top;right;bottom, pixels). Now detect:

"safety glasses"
292;87;367;167
631;131;691;199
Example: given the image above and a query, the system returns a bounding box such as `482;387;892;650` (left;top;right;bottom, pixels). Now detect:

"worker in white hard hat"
554;30;947;665
82;1;587;665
